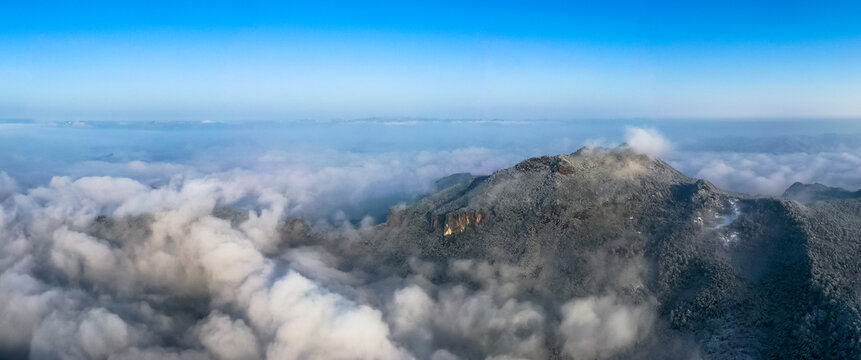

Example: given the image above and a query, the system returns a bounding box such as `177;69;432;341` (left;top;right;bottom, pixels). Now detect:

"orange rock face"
431;209;483;236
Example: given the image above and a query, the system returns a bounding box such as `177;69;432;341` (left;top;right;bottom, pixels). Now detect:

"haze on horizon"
3;0;861;121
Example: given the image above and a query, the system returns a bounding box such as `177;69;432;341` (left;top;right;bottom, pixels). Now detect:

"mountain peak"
507;146;689;189
782;181;860;202
392;147;724;259
366;149;861;359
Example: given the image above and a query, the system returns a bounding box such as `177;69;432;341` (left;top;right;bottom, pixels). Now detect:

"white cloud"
624;127;672;158
50;226;120;283
195;312;261;360
0;169;419;358
385;261;548;359
30;308;139;360
669;150;861;195
252;272;412;360
559;295;656;359
72;176;150;205
0;271;61;351
0;172;16;202
77;308;132;359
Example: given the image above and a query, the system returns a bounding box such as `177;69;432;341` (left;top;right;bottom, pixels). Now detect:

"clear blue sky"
2;1;861;121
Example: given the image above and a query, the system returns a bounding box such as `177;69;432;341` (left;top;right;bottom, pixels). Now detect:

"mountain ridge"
359;146;861;359
63;146;860;359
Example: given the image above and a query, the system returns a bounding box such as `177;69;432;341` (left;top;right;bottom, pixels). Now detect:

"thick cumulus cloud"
0;171;417;359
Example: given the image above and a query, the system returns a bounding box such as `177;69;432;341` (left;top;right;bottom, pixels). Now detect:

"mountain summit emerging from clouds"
354;146;861;359
2;146;859;359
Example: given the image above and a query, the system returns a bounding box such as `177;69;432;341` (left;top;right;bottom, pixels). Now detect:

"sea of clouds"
1;119;860;359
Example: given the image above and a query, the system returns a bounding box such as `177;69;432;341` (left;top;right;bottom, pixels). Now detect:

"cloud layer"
1;122;860;358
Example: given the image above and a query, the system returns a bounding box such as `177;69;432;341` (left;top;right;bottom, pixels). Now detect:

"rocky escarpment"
427;209;484;236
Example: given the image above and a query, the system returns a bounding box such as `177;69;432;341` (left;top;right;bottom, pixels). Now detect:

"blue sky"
3;1;861;120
